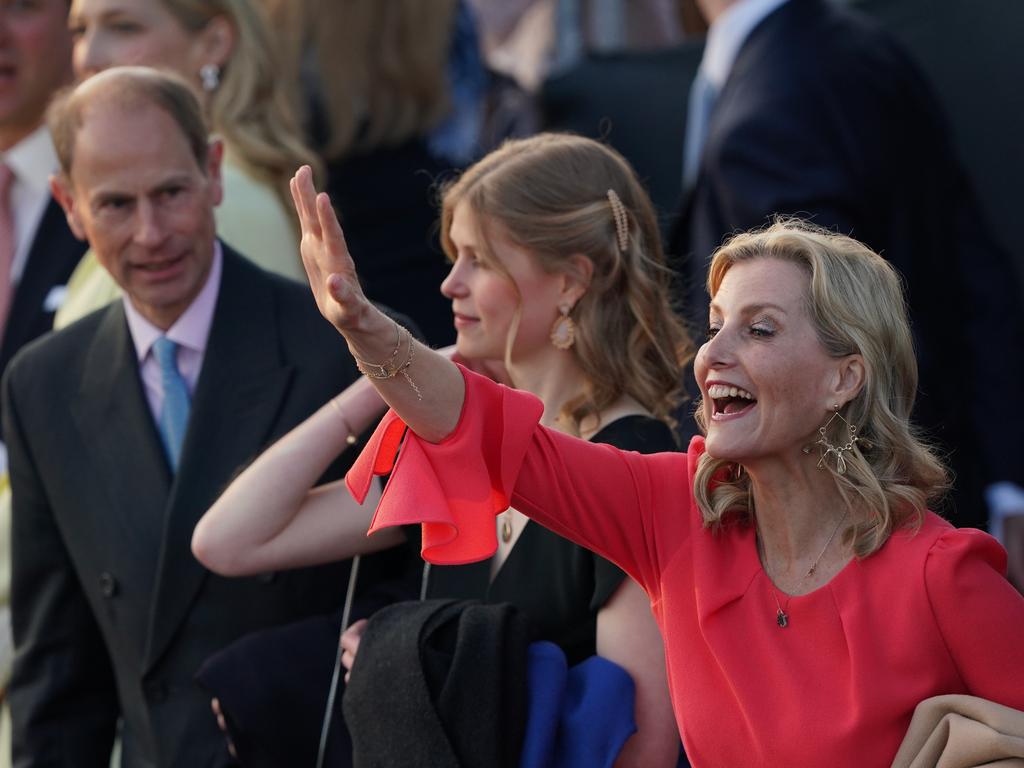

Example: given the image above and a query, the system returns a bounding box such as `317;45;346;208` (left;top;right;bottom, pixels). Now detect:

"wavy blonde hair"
439;133;694;433
693;220;949;556
161;0;321;210
261;0;455;161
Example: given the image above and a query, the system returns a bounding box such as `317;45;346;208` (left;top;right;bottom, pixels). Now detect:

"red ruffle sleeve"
345;364;544;565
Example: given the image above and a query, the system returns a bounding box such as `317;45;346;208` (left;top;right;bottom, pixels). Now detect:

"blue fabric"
152;336;190;470
520;641;637;768
682;70;718;188
428;0;487;165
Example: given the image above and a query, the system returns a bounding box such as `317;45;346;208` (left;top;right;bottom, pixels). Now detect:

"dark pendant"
776;609;789;628
501;518;513;543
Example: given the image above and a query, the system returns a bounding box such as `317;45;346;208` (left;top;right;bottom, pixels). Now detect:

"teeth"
707;384;755;400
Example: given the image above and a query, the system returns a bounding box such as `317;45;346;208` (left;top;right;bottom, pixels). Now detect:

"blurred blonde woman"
257;0;461;345
193;134;690;766
55;0;319;328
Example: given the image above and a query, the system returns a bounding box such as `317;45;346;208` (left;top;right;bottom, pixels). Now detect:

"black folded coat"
344;599;529;768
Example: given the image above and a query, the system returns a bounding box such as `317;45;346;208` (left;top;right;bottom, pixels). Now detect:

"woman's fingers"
292;165;322;240
210;698;238;758
316;191;350;262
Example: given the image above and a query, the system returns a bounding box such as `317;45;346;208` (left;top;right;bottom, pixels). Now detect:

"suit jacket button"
99;572;118;598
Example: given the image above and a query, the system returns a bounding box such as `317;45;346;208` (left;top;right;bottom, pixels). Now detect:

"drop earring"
813;404;860;474
200;63;221;92
549;304;576;350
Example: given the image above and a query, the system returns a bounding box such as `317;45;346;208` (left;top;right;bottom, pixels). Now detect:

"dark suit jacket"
0;197;86;413
540;44;704;235
2;247;372;767
671;0;1024;527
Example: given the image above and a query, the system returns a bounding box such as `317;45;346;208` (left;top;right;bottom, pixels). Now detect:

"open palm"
290;165;368;332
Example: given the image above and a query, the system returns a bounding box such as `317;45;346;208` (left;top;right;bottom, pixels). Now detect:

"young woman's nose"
440;257;469;299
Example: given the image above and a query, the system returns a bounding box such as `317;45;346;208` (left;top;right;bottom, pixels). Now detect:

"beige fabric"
892;695;1024;768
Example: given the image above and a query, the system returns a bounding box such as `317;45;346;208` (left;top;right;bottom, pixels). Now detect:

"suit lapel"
69;302;172;582
143;251;294;672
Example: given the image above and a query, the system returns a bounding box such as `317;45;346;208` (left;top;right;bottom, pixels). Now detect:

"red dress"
347;366;1024;767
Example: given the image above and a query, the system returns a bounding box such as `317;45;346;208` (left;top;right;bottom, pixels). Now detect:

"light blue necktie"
152;336;191;471
682;70;719;189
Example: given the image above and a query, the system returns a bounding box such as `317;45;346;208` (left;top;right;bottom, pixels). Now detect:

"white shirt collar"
700;0;792;89
123;240;223;363
1;124;58;195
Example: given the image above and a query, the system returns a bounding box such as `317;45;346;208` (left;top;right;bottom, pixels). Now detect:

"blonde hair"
439;133;694;433
693;219;949;556
261;0;454;161
160;0;322;209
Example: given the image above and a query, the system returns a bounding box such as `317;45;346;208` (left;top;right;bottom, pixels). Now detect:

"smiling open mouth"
707;384;757;416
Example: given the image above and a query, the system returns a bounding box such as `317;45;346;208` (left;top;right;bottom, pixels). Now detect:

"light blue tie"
682;70;719;189
152;336;191;471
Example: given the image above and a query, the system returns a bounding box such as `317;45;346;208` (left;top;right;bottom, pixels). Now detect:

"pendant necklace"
757;507;849;629
499;511;513;543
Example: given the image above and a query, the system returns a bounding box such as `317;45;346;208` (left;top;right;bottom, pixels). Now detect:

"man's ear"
559;253;594;308
205;139;225;207
49;174;88;242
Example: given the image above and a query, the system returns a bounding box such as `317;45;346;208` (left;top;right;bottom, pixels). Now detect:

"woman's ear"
193;14;236;70
560;253;594;308
832;354;866;405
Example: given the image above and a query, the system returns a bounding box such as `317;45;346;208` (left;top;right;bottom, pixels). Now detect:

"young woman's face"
694;257;842;464
69;0;207;83
441;202;566;364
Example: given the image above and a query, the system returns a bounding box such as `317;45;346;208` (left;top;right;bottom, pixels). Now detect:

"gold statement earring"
812;404;860;474
550;304;576;350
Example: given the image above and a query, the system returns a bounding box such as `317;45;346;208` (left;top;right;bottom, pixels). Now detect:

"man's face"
52;100;223;330
0;0;74;149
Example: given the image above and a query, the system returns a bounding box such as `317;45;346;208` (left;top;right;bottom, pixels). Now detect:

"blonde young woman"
286;152;1024;768
193;134;689;766
55;0;318;327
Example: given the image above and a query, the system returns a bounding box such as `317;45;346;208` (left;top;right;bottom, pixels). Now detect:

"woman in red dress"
290;153;1024;766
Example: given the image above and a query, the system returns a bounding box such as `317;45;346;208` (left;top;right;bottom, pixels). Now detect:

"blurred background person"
54;0;319;328
0;0;83;751
259;0;464;347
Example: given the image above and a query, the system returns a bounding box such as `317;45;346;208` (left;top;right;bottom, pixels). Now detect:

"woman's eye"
750;325;775;338
706;325;720;340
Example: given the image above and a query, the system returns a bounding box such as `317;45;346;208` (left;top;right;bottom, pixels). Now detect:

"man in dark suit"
0;0;85;393
0;0;86;713
671;0;1024;540
2;67;374;767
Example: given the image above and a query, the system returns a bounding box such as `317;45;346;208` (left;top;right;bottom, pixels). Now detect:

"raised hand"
290;165;370;333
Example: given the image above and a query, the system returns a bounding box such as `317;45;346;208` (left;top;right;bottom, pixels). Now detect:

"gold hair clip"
606;189;629;252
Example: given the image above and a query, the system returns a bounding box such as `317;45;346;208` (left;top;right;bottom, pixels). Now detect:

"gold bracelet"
352;323;422;400
329;397;359;445
396;333;422;401
353;321;402;380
